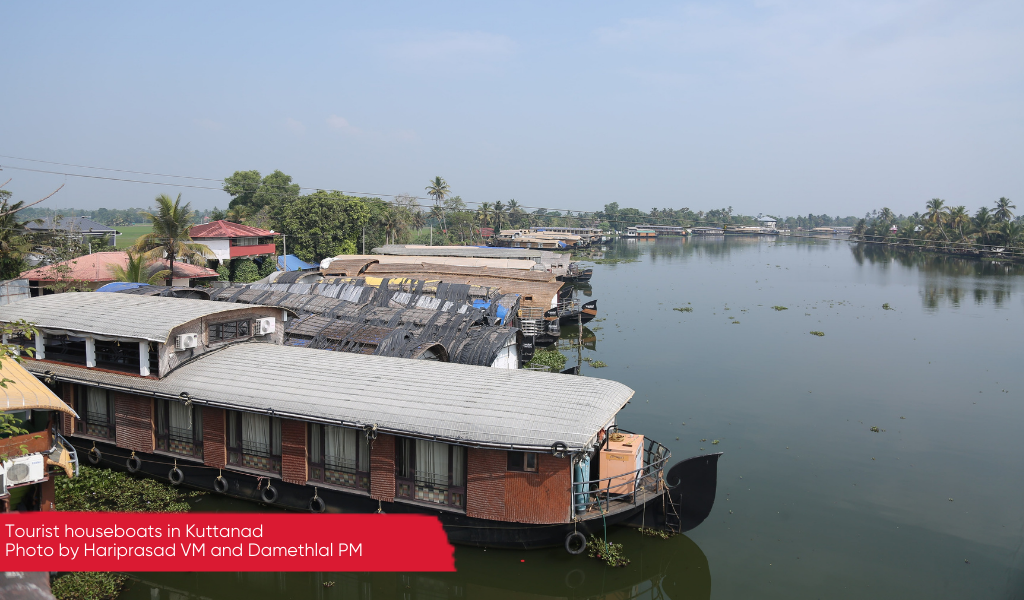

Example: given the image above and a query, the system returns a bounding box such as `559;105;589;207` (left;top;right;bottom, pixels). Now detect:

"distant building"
188;220;278;264
757;216;777;230
18;251;219;295
24;216;120;246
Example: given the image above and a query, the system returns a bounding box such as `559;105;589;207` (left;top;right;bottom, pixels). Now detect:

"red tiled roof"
190;220;277;238
19;251;219;282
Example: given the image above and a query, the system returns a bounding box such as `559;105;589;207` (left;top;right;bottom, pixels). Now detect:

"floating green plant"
883;303;894;310
673;306;693;312
772;305;788;311
870;426;880;432
731;321;740;324
639;527;672;539
590;361;607;368
588;535;630;567
810;331;825;336
592;258;639;265
712;440;720;445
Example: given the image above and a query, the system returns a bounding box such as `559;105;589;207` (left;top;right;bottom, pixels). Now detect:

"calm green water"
119;236;1024;599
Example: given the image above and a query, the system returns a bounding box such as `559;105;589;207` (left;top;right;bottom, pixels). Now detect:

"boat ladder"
664;492;682;534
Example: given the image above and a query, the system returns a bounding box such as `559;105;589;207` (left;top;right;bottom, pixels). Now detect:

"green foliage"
108;251;171;284
673;306;693;312
0;412;29;439
216;263;230;281
592;258;638;265
134;194;213;286
259;256;278;277
524;347;567;372
589;360;607;368
52;572;129;600
232;258;260;283
810;331;825;337
882;303;893;310
772;305;788;311
278;191;372;262
639;527;672;539
588;535;630;567
55;465;203;512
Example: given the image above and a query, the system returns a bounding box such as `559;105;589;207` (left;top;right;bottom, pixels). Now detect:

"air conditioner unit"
175;333;199;351
5;454;45;486
254;317;276;336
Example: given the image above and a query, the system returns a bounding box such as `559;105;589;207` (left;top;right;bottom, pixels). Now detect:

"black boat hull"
70;442;719;550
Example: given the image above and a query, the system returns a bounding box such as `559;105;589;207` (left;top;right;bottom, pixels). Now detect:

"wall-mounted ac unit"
4;454;45;487
254;317;276;336
175;333;199;351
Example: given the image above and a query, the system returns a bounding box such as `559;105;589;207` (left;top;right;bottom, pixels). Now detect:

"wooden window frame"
306;424;370;491
394;438;467;508
73;385;116;440
507;451;538;472
209;319;252;343
155;399;204;460
225;411;281;474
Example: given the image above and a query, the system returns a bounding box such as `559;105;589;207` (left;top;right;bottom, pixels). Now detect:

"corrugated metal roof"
190;220;276;238
373;245;551;259
0;293;257;343
25;343;633;451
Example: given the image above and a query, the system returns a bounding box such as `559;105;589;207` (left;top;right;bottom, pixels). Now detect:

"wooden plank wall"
503;454;571;524
202;408;227;468
370;434;395;502
114;393;154;453
280;419;307;484
465;448;506;520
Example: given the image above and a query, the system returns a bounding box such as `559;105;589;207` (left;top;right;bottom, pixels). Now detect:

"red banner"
1;512;455;572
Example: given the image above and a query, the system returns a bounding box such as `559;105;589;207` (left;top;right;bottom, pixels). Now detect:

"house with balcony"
189;220;279;265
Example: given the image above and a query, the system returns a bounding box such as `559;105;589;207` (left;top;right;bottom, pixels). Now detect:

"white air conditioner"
254;317;276;336
175;333;199;351
4;454;45;486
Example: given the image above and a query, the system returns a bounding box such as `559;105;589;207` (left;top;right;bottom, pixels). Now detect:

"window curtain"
86;388;108;422
169;401;192;433
228;412;239;448
415;440;449;486
242;413;270;452
358;433;369;472
155;399;167;434
272;418;281;456
324;426;358;470
452;447;466;487
309;425;321;463
194;407;203;442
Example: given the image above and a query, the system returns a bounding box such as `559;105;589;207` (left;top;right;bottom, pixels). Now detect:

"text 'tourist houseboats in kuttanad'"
1;293;720;551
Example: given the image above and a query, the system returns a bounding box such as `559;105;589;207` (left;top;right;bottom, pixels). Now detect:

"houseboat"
2;293;721;551
624;227;657;239
689;227;725;235
557;262;593;283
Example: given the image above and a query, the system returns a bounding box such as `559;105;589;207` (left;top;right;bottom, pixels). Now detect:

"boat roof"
25;342;633;451
373;245;561;260
1;357;78;417
0;293;260;343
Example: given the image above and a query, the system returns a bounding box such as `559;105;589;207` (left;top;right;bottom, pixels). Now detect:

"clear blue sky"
2;1;1021;217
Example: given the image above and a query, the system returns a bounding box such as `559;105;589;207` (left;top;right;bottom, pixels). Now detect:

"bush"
216;264;230;281
55;465;203;513
52;572;129;600
524;347;567;372
259;256;279;277
232;258;260;283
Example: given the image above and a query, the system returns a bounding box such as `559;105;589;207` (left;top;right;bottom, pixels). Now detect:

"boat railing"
571;430;672;517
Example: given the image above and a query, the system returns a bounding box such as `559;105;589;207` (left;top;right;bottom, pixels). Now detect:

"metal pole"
282;234;287;271
430;224;432;246
363;227;366;254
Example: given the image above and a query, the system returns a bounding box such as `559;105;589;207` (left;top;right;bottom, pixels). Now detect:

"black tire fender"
261;484;278;504
168;467;185;486
308;496;326;513
551;441;568;456
565;531;587;555
214;476;229;494
126;455;142;473
87;447;102;465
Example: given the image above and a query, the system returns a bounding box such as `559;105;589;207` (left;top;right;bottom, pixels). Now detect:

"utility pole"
281;234;287;271
362;226;366;255
430;224;433;246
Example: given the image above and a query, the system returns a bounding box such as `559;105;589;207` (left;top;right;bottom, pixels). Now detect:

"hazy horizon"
2;1;1021;217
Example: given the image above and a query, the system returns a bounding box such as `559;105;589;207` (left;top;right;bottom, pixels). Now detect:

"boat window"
155;399;203;459
210;319;252;343
226;411;281;474
506;451;538;472
307;424;369;491
395;439;466;508
74;385;115;439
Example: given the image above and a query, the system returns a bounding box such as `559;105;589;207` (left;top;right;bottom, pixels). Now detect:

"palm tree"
972;207;997;245
109;251;171;284
947;206;970;243
134;194;213;286
999;221;1022;248
0;194;39;280
507;199;523;229
994;197;1015;223
924;198;950;241
492;201;505;232
425;177;450;232
476;202;492;230
878;207;895;225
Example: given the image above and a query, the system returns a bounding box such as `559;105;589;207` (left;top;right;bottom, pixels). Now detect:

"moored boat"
2;293;721;550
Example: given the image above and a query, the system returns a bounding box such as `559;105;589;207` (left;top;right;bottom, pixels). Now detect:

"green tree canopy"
279;191;372;262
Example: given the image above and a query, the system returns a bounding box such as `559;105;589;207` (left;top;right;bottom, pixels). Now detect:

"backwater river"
118;235;1024;599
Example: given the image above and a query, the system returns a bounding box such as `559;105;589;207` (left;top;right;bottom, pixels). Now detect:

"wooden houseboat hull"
71;439;720;550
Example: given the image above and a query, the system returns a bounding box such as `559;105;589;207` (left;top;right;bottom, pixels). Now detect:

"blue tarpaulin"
278;255;317;271
96;282;151;293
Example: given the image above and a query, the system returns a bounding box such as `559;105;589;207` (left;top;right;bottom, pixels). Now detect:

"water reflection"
122;534;710;600
850;244;1024;278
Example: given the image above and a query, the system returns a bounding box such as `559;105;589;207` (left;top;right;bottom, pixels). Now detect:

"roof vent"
175;333;199;351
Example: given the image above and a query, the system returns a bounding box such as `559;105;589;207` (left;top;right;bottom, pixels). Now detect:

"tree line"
851;198;1021;250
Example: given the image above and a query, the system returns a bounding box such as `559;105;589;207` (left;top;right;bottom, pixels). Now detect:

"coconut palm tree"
947;206;970;243
425;177;450;232
994;197;1015;223
0;194;39;280
924;198;950;241
492;201;506;232
108;251;171;284
999;221;1022;248
972;207;997;245
507;199;523;228
476;202;492;229
134;194;213;286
